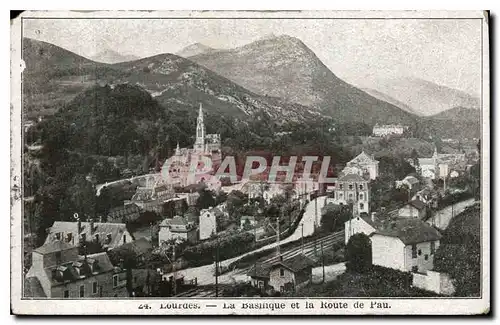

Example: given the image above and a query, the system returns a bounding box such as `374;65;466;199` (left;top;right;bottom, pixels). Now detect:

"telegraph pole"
301;223;304;255
276;215;281;257
215;238;219;297
321;240;325;283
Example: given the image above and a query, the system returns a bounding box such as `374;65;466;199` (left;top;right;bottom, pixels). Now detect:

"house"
240;215;257;229
412;188;440;209
247;254;315;294
199;207;223;240
370;218;442;273
158;216;197;245
372;124;408;137
326;173;370;216
24;241;128;298
45;220;133;251
345;151;379;180
418;147;466;180
107;203;141;223
398;199;427;220
395;175;420;191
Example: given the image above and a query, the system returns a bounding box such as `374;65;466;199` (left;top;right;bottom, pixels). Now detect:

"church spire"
194;103;206;153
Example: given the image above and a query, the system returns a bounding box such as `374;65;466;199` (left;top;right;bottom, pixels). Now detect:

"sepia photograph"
10;10;490;315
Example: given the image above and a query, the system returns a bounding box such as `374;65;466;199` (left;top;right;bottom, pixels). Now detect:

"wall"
269;267;295;293
412;270;455;295
199;211;216;240
398;206;425;219
371;235;406;271
404;240;439;273
344;218;376;244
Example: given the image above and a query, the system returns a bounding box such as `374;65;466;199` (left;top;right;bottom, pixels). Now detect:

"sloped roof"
338;173;366;182
349;151;378;165
46;221;129;248
372;218;442;245
271;254;316;273
246;263;271;278
34;240;74;254
108;238;153;265
24;277;47;298
406;199;426;211
403;176;420;185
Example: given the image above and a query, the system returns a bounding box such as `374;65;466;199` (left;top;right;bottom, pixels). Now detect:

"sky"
23;17;482;96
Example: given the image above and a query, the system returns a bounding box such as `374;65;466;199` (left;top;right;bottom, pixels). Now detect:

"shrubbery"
345;233;372;273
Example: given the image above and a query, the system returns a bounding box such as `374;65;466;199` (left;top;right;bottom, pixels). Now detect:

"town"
23;102;481;299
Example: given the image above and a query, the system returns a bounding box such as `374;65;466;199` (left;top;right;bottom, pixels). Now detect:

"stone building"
24;241;128;298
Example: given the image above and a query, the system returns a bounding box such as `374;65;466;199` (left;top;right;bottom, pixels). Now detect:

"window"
113;274;119;288
359;184;363;190
66;233;72;243
348;193;353;200
123;234;127;244
258;280;264;289
411;244;417;258
280;286;285;293
81;233;86;242
424;254;429;261
55;232;61;240
92;281;98;294
349;184;353;190
339;184;343;190
79;285;85;298
418;249;422;256
412;266;418;273
63;290;69;298
360;203;364;210
359;193;364;200
95;234;100;242
280;268;285;277
430;241;436;255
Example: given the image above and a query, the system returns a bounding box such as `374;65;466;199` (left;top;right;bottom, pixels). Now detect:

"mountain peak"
176;43;215;58
91;49;140;64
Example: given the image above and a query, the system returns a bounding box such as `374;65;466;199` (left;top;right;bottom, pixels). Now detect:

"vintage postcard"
10;10;490;315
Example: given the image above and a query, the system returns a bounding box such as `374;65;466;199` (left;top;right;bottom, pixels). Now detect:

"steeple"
194;103;206;153
433;145;438;158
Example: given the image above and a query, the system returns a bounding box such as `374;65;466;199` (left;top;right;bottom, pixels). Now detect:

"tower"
194;103;206;153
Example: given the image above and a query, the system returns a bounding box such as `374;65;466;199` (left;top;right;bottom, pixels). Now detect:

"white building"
372;124;407;137
344;151;379;180
326;173;370;216
158;216;197;245
344;213;442;273
199;207;223;240
45;220;133;251
395;175;420;191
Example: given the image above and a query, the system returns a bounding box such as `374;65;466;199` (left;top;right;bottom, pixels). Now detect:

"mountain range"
365;77;480;117
175;43;215;58
188;35;418;125
22;36;480;139
90;49;140;64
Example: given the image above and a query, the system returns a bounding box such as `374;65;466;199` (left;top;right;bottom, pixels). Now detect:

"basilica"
162;103;222;188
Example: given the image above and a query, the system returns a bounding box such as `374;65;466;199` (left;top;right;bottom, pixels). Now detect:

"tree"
196;189;216;210
346;233;372;273
320;203;352;233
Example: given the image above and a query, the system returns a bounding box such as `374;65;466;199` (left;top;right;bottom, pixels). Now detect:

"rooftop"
370;217;442;245
34;240;74;255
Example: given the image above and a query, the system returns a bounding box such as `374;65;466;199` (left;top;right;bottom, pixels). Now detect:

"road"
426;198;476;230
166;196;328;286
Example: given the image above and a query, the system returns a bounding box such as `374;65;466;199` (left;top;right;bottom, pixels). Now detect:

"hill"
189;34;418;125
430;106;481;121
22;38;316;124
368;77;480;116
361;88;420;115
110;52;318;122
175;43;215;58
90;49;140;64
22;38;128;117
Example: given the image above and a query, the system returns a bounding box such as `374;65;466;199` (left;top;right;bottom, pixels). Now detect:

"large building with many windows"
24;241;128;298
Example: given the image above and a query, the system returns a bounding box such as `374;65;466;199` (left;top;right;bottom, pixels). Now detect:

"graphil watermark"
161;155;338;185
